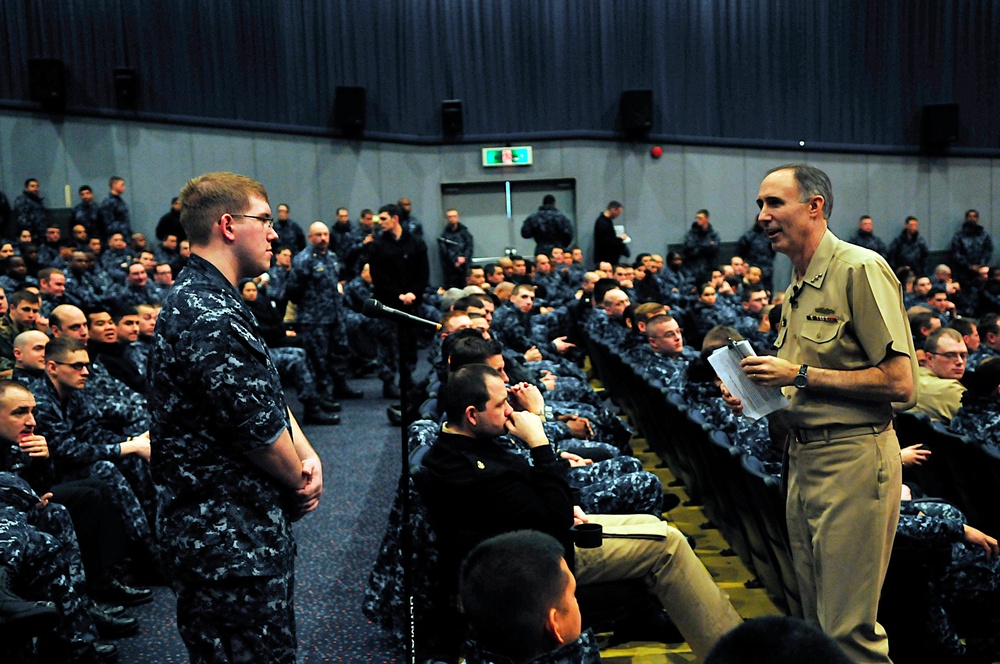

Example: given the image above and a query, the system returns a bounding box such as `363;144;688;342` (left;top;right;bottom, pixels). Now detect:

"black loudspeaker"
921;103;959;153
28;58;67;111
618;89;653;137
441;99;463;138
114;68;139;108
334;86;367;136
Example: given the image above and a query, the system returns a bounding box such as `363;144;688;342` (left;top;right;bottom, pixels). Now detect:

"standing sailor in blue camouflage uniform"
149;172;323;663
289;221;363;401
98;177;132;239
521;195;575;257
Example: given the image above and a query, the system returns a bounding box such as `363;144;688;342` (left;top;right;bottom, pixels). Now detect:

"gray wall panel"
865;158;930;244
680;147;748;244
190;130;256;182
2;115;69;208
126;125;194;236
254;134;319;224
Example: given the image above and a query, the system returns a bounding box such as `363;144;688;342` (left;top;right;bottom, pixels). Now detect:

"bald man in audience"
12;329;50;384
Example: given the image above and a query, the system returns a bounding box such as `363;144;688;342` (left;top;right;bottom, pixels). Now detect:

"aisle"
117;375;403;663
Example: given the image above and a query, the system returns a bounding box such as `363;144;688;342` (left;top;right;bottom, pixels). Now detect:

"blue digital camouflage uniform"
887;229;930;276
271;218;306;256
0;476;100;663
964;345;999;372
949;392;1000;455
269;346;321;403
13;192;49;240
149;254;297;663
520;204;574;257
38;242;68;269
99;248;133;282
64;270;108;309
98;194;132;238
847;230;889;258
682;378;781;475
70;201;104;240
567;455;664;516
735;223;776;291
438;222;475;288
289;245;352;394
265;264;292;311
895;499;1000;660
25;372;157;555
112;280;161;307
682;222;721;282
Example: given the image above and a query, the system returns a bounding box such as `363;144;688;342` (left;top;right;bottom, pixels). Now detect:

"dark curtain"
1;0;997;151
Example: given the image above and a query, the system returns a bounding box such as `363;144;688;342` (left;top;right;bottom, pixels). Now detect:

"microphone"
362;298;441;330
436;236;460;246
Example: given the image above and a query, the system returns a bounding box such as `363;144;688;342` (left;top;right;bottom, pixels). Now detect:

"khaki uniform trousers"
574;513;743;659
786;424;902;664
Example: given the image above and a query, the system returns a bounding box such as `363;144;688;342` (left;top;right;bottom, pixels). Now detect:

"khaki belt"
791;421;891;444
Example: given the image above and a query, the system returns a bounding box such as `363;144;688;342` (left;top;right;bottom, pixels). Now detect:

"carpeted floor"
116;373;405;663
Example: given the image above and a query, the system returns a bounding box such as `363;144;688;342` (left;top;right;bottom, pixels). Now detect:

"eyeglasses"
230;213;275;230
927;351;968;361
52;360;91;371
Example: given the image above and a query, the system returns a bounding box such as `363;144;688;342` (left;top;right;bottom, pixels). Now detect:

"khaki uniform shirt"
774;229;915;430
910;366;966;423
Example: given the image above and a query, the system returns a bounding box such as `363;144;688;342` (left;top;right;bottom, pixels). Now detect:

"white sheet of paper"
708;340;789;421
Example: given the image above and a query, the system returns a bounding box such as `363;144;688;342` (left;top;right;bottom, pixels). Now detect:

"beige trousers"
786;426;902;664
574;513;743;659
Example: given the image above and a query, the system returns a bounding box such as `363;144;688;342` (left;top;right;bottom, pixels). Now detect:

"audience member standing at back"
272;203;306;256
369;203;430;393
950;209;993;288
887;216;929;277
847;215;888;258
521;194;574;258
14;178;49;242
437;208;474;289
682;209;720;284
99;177;132;238
593;201;630;267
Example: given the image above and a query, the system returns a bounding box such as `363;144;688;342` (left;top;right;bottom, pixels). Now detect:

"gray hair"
768;163;834;221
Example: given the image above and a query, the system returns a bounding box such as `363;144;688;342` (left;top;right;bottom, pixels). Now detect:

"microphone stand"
396;316;416;664
363;299;437;663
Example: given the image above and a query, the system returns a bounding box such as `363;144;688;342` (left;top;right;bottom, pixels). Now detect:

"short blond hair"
179;172;268;245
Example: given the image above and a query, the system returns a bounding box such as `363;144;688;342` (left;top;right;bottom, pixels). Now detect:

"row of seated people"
582;284;1000;662
364;286;749;660
899;263;1000;322
0;231;178;312
0;305;162;663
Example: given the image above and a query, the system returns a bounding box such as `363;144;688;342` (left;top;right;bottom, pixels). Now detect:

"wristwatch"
793;364;809;389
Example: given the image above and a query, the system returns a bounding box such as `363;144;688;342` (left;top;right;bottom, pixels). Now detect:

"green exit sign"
482;146;533;167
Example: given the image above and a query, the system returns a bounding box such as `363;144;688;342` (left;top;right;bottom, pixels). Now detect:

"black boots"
303;401;340;425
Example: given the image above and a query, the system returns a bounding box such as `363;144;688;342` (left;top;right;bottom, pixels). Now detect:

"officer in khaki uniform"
725;164;916;664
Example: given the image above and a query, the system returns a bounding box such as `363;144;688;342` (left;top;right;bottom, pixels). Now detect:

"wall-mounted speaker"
28;58;67;111
114;68;139;108
334;86;367;136
618;89;653;137
921;103;959;153
441;99;463;138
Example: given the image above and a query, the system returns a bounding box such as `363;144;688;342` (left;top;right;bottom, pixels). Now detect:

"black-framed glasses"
230;213;275;230
52;361;91;371
926;351;968;361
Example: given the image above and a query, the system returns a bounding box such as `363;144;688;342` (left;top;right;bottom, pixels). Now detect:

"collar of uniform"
796;228;838;292
184;253;241;298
